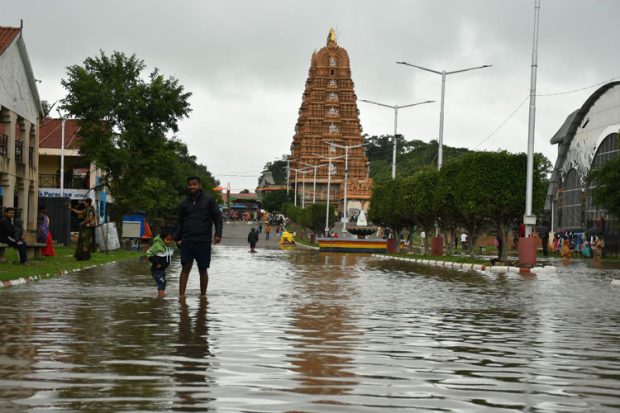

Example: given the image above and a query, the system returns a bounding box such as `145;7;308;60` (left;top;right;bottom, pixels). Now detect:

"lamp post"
291;168;299;207
360;99;434;178
56;110;67;197
300;161;329;204
301;169;309;208
314;154;345;234
324;141;366;226
286;158;291;195
290;167;311;207
396;61;492;169
517;0;542;270
524;0;541;237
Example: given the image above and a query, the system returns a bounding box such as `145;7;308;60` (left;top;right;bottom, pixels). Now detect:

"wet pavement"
1;224;620;412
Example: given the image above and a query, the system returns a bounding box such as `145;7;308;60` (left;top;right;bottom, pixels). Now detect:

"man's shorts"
151;269;166;290
180;242;212;271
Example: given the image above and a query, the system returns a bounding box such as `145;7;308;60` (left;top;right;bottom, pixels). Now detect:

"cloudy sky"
4;1;620;191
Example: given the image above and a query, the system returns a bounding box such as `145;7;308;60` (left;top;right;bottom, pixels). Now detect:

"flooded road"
1;243;620;412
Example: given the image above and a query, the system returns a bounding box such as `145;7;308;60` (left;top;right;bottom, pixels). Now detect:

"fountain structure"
318;210;387;253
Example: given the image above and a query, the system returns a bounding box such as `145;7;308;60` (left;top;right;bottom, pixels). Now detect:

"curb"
371;254;558;274
293;243;320;251
0;261;119;290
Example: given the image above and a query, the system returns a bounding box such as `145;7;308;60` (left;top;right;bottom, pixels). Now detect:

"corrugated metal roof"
0;26;20;56
39;118;81;149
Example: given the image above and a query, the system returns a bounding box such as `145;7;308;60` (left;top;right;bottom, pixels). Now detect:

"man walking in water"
175;176;223;297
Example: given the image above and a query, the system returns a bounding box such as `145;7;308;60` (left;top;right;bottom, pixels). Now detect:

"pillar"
1;110;16;210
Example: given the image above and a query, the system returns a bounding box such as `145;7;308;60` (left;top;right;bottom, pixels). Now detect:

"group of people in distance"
555;231;605;260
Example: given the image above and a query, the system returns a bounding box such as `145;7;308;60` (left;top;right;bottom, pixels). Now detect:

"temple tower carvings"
290;29;372;214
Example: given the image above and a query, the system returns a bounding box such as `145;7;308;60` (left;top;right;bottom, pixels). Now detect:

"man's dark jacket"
248;230;259;244
175;190;223;243
0;216;18;244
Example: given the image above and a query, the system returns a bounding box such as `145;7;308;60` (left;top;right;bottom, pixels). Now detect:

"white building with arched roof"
546;81;620;240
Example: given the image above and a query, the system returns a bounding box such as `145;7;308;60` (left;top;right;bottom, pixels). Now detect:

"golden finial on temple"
327;28;336;45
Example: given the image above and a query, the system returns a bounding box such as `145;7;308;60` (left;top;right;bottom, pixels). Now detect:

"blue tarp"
231;203;258;209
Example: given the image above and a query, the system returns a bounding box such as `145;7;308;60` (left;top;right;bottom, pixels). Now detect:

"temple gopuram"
289;29;372;216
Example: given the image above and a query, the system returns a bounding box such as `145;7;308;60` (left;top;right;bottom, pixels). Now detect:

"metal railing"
38;174;89;189
15;141;23;164
0;134;7;158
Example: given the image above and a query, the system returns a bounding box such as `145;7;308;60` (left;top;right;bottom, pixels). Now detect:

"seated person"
0;207;28;264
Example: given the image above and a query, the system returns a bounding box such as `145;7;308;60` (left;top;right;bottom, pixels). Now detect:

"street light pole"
60;118;66;197
396;61;492;169
324;142;364;223
301;161;329;204
290;167;311;208
314;154;345;234
360;99;434;178
301;169;308;208
524;0;541;237
293;169;298;207
286;158;291;195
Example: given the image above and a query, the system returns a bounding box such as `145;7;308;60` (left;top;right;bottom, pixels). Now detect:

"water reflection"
1;250;620;412
288;253;360;396
172;297;214;411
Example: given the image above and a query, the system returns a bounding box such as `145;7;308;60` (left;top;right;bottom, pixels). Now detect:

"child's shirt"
146;236;174;271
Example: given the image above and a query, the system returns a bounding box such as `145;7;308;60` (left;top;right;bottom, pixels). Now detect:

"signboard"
39;188;89;199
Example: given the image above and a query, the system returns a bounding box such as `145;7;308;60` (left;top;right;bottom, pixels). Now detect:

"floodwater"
1;244;620;412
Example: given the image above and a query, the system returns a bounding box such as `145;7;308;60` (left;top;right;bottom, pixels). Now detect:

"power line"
473;95;529;149
537;75;620;96
473;75;620;149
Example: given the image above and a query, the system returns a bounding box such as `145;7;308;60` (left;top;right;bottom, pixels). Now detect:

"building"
545;81;620;237
289;29;372;215
0;24;41;232
38;118;98;200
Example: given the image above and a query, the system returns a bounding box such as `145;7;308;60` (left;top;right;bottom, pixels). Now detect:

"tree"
305;203;335;236
365;134;472;181
441;151;549;259
402;169;441;252
284;203;334;236
369;178;408;252
61;51;205;223
588;155;620;219
261;190;289;212
259;156;288;186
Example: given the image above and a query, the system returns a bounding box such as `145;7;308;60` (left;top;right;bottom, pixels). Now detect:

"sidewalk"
221;221;280;250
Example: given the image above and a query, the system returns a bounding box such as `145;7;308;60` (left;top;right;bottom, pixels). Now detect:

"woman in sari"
37;206;55;256
75;209;95;261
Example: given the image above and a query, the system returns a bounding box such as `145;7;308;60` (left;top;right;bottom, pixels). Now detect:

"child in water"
146;229;175;297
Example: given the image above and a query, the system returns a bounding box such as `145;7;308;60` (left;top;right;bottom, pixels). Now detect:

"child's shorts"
151;269;166;290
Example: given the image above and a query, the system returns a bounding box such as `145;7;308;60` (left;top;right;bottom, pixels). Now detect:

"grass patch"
0;244;142;282
294;236;319;248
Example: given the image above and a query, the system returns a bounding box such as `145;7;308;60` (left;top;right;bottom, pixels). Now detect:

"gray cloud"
4;0;619;190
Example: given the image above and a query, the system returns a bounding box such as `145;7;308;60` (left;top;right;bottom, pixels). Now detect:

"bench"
475;235;499;255
0;242;47;262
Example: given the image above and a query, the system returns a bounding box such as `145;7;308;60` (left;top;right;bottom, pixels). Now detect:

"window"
585;133;620;232
329;57;336;67
559;168;582;229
